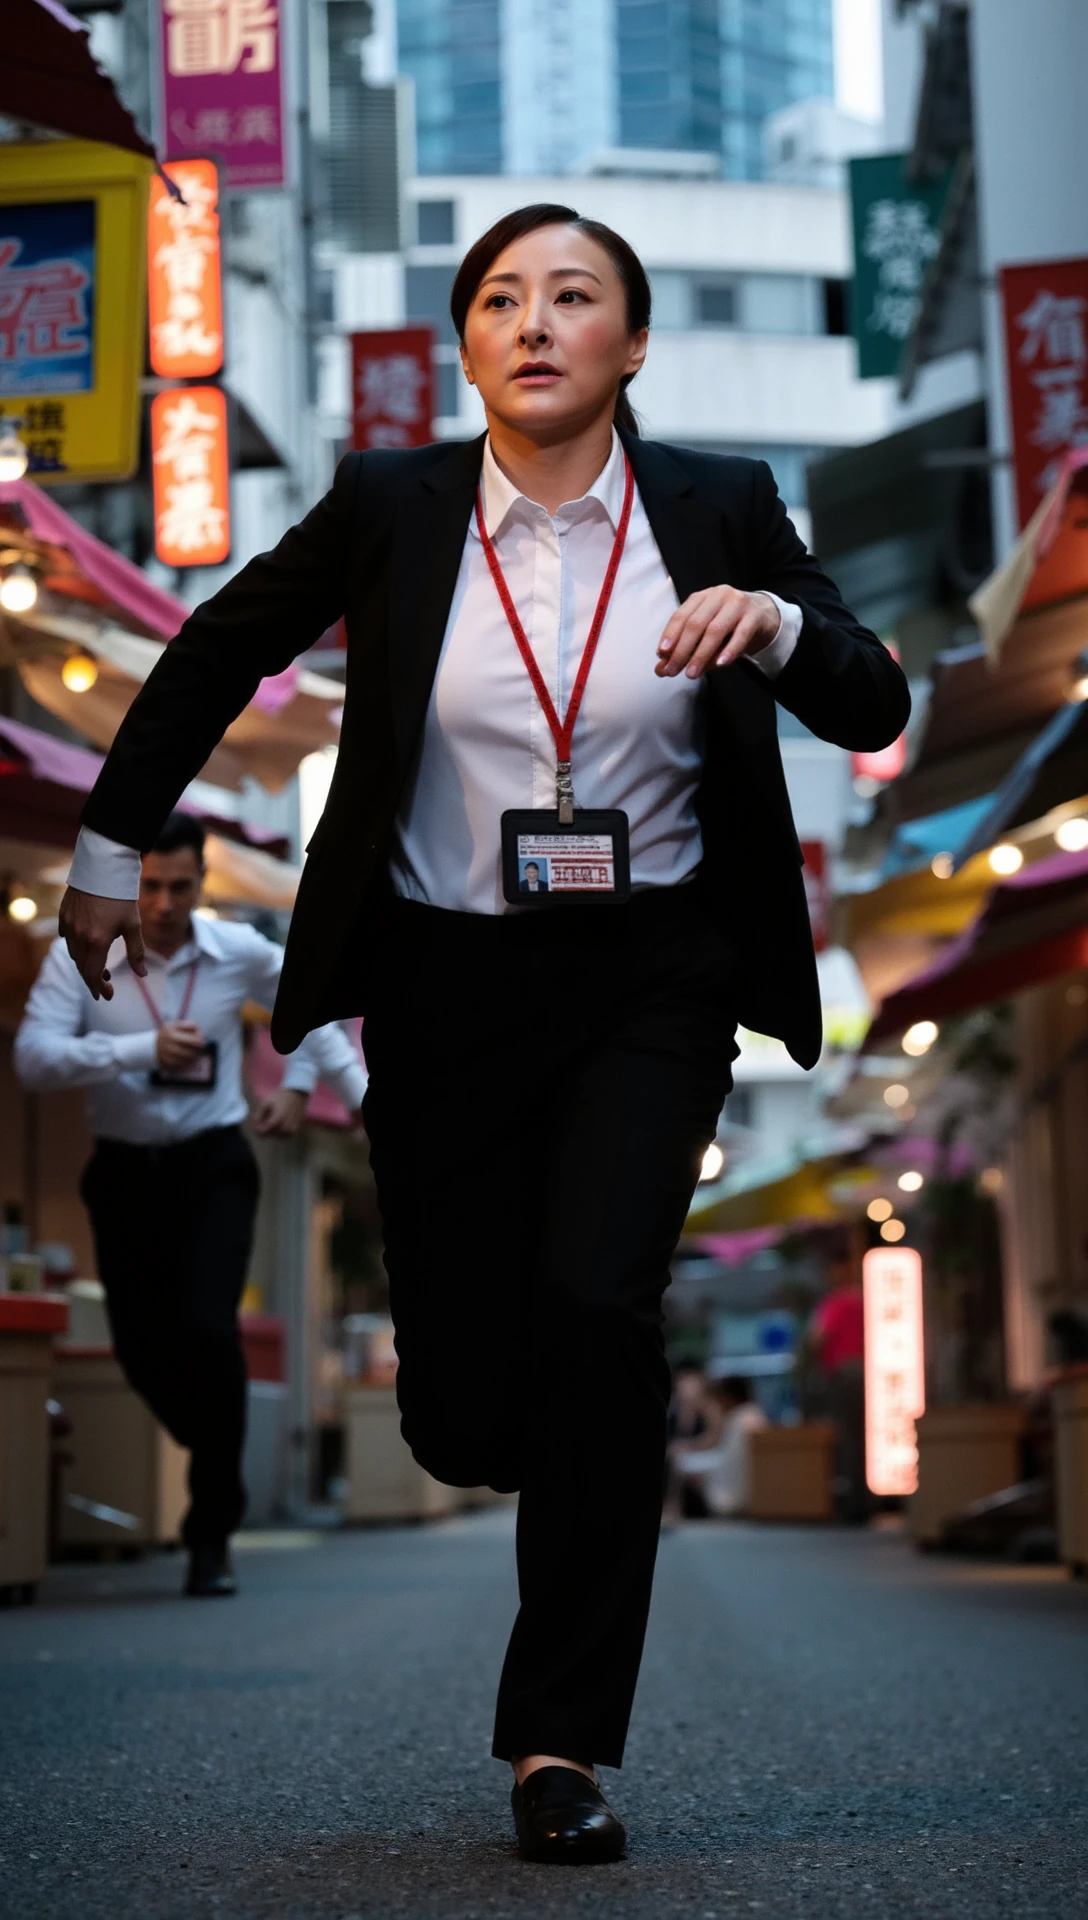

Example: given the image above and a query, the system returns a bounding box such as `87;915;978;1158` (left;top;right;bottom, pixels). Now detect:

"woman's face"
459;223;647;440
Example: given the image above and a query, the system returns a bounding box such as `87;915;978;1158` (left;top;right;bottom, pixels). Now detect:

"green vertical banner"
848;153;950;379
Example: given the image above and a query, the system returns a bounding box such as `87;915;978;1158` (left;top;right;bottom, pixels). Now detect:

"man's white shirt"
67;432;801;917
14;913;367;1145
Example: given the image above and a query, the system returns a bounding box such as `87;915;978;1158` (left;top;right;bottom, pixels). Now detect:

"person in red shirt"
810;1243;868;1523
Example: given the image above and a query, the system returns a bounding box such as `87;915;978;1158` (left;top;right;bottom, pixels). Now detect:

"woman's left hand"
655;586;781;679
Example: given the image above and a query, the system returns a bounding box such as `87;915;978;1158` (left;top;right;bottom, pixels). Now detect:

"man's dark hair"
150;811;205;862
714;1374;752;1404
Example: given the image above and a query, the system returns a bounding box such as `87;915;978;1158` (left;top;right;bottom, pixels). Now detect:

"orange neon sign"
863;1246;925;1497
148;159;223;379
151;385;230;568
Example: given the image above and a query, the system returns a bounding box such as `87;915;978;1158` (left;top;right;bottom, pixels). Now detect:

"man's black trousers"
80;1125;259;1549
362;886;738;1769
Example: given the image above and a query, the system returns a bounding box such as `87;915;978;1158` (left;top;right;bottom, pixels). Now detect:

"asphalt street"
2;1509;1087;1920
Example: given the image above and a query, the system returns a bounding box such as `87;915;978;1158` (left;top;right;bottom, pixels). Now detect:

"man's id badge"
150;1039;219;1091
501;810;631;906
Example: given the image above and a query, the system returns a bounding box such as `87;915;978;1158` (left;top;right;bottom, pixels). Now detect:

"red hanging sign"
1001;256;1088;529
350;327;435;451
151;384;231;567
148;159;224;379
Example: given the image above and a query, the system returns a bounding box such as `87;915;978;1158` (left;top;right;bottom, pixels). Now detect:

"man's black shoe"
184;1545;237;1597
511;1766;626;1864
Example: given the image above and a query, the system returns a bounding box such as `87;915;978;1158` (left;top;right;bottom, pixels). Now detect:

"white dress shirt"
67;433;800;915
14;914;367;1145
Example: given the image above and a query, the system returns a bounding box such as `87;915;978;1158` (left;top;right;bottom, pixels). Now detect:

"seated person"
671;1375;767;1517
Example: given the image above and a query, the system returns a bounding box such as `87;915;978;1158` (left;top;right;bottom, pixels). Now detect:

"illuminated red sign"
1001;256;1088;530
863;1246;925;1497
350;327;435;450
151;384;230;568
148;158;223;380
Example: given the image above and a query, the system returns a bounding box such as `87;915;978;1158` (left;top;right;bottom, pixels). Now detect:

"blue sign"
0;199;96;398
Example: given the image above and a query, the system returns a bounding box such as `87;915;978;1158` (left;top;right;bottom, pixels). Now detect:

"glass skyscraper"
396;0;835;179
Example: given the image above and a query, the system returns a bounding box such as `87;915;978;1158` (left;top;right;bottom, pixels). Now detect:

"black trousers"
362;886;738;1767
80;1125;259;1549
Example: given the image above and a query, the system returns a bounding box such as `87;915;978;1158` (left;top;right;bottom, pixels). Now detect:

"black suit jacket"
81;432;909;1068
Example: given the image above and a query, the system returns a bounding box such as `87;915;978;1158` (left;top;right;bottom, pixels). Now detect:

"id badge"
150;1039;219;1091
501;810;631;906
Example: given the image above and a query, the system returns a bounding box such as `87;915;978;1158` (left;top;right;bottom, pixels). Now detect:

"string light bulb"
1055;817;1088;853
883;1083;910;1109
0;562;38;613
7;892;38;923
0;422;29;483
867;1197;893;1222
61;652;98;693
880;1218;907;1243
989;843;1023;876
931;852;954;879
902;1019;938;1056
898;1170;924;1193
700;1142;724;1182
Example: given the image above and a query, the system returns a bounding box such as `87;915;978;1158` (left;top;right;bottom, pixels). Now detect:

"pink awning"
0;715;289;858
0;479;188;640
864;846;1088;1047
3;0;158;162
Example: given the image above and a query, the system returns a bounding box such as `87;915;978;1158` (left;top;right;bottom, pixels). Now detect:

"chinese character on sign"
862;198;941;343
350;328;435;452
148;160;224;379
160;0;285;188
1002;259;1088;527
151;385;230;566
165;0;277;77
848;155;950;380
863;1247;925;1498
0;201;96;400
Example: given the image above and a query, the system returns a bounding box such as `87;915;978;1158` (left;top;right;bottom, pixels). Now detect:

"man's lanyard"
132;955;200;1029
474;455;635;824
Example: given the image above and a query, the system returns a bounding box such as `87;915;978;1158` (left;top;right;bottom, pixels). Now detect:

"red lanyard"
474;454;635;823
132;956;199;1029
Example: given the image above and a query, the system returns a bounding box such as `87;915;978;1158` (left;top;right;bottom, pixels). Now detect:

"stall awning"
0;716;302;911
864;845;1088;1048
4;0;158;161
952;699;1088;870
0;481;344;793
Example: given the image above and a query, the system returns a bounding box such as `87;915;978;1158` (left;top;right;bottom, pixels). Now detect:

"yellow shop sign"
0;141;152;485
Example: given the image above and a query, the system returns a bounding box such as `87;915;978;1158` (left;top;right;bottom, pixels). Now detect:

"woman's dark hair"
449;203;652;437
151;810;205;862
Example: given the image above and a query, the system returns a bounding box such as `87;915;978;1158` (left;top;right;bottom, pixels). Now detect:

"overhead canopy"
0;717;303;913
0;481;344;793
3;0;157;161
952;700;1088;870
863;845;1088;1049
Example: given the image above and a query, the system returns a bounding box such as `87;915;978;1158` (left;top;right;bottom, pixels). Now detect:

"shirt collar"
476;427;627;540
111;911;225;975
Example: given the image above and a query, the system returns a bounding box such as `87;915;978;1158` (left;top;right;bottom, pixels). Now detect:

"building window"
405;264;457;344
822;278;848;336
417;199;456;246
435;356;462;418
695;280;738;326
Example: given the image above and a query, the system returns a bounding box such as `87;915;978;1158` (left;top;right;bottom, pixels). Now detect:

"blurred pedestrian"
663;1358;712;1523
15;814;366;1597
55;205;907;1859
672;1375;767;1517
810;1245;868;1524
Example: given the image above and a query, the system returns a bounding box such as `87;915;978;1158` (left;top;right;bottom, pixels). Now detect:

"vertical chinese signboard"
848;154;949;380
0;141;150;483
1000;257;1088;529
151;386;231;567
863;1246;925;1497
350;328;435;450
148;160;223;380
160;0;286;189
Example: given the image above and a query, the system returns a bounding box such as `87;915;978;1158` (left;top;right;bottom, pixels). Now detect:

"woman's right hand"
59;887;147;1001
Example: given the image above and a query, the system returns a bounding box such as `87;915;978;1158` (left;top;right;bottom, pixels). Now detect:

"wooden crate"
343;1384;461;1522
0;1295;68;1598
1053;1367;1088;1576
911;1403;1026;1547
51;1347;188;1551
748;1422;836;1521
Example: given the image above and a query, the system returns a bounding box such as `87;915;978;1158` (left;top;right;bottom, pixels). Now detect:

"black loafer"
512;1766;626;1864
184;1546;237;1597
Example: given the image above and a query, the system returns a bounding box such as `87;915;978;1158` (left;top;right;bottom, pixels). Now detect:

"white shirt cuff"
113;1032;160;1073
68;827;142;901
749;593;802;678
